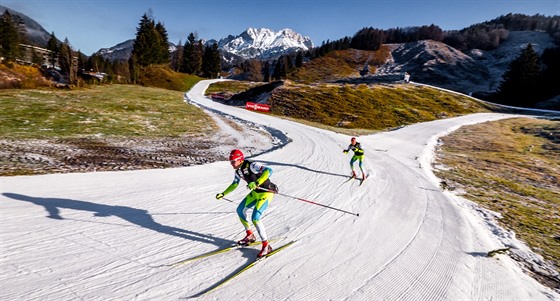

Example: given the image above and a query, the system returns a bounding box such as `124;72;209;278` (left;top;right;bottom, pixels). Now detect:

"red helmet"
229;149;244;162
351;137;356;142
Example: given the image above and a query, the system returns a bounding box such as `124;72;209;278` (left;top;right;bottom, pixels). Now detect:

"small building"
404;72;410;83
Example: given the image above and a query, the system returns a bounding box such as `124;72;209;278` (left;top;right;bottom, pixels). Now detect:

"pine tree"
155;21;170;63
181;32;202;75
209;42;221;78
77;51;87;72
58;38;73;81
46;32;59;68
0;10;23;62
112;60;131;83
129;55;139;84
295;51;303;68
272;56;287;80
539;47;560;100
263;61;271;82
497;44;541;107
130;12;170;67
170;39;183;72
284;55;294;74
350;27;385;51
131;13;155;67
241;59;263;81
201;43;221;78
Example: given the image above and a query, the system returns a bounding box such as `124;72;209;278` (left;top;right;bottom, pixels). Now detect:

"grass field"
434;117;560;276
0;84;222;176
0;85;216;139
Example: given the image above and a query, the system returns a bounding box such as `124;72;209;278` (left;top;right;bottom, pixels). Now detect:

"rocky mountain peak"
218;27;314;60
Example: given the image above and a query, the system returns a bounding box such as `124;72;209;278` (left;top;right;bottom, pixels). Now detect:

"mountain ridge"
215;27;313;60
95;27;313;62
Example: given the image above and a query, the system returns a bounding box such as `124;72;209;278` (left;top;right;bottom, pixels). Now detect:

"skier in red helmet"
216;149;278;258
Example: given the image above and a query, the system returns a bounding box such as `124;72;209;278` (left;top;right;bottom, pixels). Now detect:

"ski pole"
221;197;236;203
260;188;359;217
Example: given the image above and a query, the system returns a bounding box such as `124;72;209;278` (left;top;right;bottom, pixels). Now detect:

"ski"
359;174;368;186
168;239;276;267
191;240;297;297
342;175;356;184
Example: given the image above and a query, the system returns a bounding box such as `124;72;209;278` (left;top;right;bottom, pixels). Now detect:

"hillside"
375;31;557;96
0;5;54;47
267;81;494;130
289;47;391;83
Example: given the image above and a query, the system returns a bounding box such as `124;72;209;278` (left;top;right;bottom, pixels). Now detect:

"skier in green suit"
216;149;278;258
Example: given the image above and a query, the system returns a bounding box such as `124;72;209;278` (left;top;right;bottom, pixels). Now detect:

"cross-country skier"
343;137;366;180
215;149;278;258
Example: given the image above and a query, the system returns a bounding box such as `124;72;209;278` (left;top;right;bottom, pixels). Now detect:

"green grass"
434;118;560;269
0;85;217;139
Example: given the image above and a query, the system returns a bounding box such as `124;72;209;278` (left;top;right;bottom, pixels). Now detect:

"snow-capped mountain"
94;39;135;61
93;28;312;63
94;40;178;61
215;27;314;60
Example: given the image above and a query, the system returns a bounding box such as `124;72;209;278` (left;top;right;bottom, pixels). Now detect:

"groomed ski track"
1;79;557;300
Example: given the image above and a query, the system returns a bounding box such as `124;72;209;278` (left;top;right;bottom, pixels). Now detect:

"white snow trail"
1;79;557;300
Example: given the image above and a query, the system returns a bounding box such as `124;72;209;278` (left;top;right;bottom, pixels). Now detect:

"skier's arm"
223;181;239;195
250;162;272;186
256;167;272;186
218;175;240;198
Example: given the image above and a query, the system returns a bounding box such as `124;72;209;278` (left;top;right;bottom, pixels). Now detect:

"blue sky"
3;0;559;55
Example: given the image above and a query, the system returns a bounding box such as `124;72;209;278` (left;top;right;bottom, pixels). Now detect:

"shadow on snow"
2;192;232;246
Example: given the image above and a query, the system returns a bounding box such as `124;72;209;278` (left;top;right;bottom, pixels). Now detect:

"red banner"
245;102;270;112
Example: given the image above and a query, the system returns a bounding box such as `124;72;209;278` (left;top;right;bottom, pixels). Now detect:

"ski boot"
351;171;357;179
257;241;273;258
237;230;256;246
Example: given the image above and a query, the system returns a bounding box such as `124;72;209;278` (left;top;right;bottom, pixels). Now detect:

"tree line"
128;13;221;82
0;10;222;85
0;10;24;62
493;44;560;107
2;9;560;107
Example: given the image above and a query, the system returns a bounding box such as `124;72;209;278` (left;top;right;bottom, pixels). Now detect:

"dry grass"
434;117;560;271
0;84;221;176
290;46;391;83
268;82;491;130
205;80;265;96
0;63;51;89
138;64;203;91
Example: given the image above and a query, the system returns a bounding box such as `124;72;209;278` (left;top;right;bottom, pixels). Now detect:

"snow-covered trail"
1;80;557;300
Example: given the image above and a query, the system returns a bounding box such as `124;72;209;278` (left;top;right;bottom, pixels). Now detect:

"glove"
343;150;348;154
216;193;224;200
247;182;257;191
